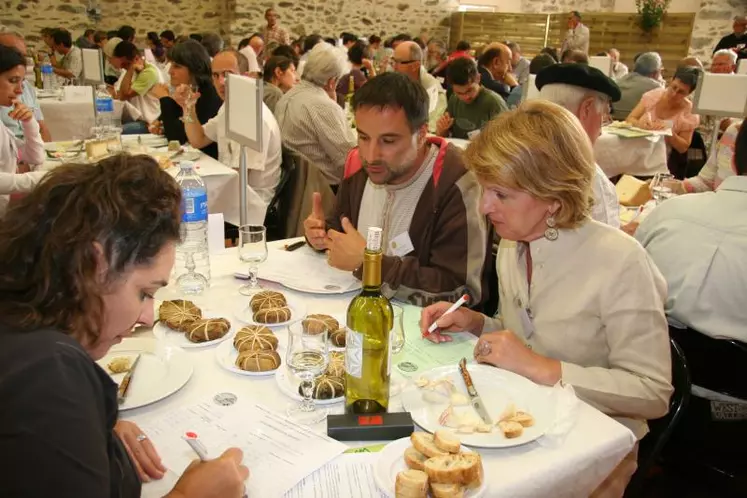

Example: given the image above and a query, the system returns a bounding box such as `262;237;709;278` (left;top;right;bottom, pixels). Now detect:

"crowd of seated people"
1;17;745;496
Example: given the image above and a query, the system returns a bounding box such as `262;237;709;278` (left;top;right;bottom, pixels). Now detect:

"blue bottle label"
182;193;208;222
95;98;114;113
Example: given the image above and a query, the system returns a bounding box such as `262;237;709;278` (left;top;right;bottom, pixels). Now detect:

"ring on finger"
136;433;148;443
478;340;491;356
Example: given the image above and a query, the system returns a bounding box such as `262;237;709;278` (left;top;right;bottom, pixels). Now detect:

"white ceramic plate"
373;436;488;498
97;338;193;411
214;334;286;377
400;364;556;448
274;367;344;406
153;313;235;349
234;295;306;328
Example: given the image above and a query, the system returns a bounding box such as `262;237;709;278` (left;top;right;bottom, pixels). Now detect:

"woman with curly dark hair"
0;154;248;498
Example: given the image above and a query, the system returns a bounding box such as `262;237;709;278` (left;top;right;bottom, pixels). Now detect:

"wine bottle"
344;226;393;414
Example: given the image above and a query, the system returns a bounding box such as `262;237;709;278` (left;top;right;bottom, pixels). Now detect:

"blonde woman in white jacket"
0;45;46;215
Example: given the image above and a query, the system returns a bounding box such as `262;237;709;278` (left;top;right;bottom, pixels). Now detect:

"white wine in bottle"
344;227;393;414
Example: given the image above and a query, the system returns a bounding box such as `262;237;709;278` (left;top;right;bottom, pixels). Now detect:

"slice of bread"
411;432;449;458
395;469;428;498
431;482;465;498
404;446;428;471
423;452;482;485
465;456;484;490
511;411;535;427
498;420;524;438
433;430;461;454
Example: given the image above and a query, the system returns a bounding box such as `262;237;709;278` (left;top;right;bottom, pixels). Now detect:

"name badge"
467;129;481;140
389;231;415;258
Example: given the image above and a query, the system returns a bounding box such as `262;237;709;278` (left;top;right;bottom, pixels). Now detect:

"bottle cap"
179;161;195;170
366;227;383;251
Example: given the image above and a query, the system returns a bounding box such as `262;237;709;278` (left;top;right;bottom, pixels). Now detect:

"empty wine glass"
176;250;209;295
285;320;330;425
391;303;405;355
238;225;268;296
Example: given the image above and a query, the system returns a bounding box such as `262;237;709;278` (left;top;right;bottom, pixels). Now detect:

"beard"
362;154;417;185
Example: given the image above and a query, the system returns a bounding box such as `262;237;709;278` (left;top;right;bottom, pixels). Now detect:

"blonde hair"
464;100;594;228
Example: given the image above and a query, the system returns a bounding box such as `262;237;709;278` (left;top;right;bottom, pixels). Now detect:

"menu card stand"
225;74;264;227
692;72;747;153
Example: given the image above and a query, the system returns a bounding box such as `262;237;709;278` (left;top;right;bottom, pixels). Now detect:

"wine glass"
176;251;209;295
285;320;330;425
391;303;405;355
651;172;675;205
238;225;268;296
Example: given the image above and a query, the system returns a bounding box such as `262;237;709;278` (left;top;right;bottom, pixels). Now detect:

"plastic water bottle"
95;84;114;130
175;162;211;294
41;63;56;90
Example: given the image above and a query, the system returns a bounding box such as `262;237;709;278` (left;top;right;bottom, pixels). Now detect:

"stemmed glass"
176;251;209;295
651;172;675;204
285;320;330;425
391;303;405;355
238;225;268;296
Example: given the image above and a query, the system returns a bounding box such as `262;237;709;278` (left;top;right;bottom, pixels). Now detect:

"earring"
544;214;558;241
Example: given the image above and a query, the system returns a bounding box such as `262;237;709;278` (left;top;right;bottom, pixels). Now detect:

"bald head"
479;43;512;78
393;41;423;81
0;32;27;56
734;15;747;34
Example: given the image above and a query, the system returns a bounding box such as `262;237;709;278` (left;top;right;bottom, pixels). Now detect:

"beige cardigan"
483;220;673;439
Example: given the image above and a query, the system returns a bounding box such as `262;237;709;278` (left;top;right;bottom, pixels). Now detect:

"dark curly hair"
0;154;182;342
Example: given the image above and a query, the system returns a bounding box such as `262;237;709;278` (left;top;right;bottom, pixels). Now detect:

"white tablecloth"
594;132;669;178
39;98;141;141
130;242;636;498
41;135;252;226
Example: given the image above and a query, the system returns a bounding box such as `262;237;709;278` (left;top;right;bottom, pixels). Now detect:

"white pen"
426;294;470;336
628;205;645;224
183;432;248;498
183;431;209;461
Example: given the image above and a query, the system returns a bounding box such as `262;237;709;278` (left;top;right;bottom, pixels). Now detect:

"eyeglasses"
392;58;418;65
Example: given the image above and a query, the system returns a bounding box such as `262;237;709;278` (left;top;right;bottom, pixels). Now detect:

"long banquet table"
41;135;257;226
130;239;637;498
39;97;142;142
594;131;669;178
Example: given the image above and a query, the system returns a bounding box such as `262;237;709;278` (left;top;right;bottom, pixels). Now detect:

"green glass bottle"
344;227;393;414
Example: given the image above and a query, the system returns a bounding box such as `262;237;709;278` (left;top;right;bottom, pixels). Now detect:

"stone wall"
690;0;745;64
229;0;457;45
1;0;742;65
0;0;230;48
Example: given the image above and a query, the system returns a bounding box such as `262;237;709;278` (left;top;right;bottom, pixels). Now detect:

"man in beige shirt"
275;44;355;186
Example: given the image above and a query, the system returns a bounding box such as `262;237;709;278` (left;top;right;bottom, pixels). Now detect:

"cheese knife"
458;357;493;425
117;354;141;405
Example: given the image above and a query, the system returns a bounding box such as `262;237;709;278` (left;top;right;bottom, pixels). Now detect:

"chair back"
667;129;708;180
276;149;335;239
669;325;747;400
625;338;691;497
264;146;297;241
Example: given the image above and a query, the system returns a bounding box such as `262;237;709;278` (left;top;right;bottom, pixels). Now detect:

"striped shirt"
684;121;741;193
275;81;356;185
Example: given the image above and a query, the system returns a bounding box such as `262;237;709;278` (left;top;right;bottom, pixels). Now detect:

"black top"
478;65;511;100
0;328;141;498
713;33;747;59
159;82;222;160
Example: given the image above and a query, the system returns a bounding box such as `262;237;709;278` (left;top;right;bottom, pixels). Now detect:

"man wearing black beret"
536;62;622;228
